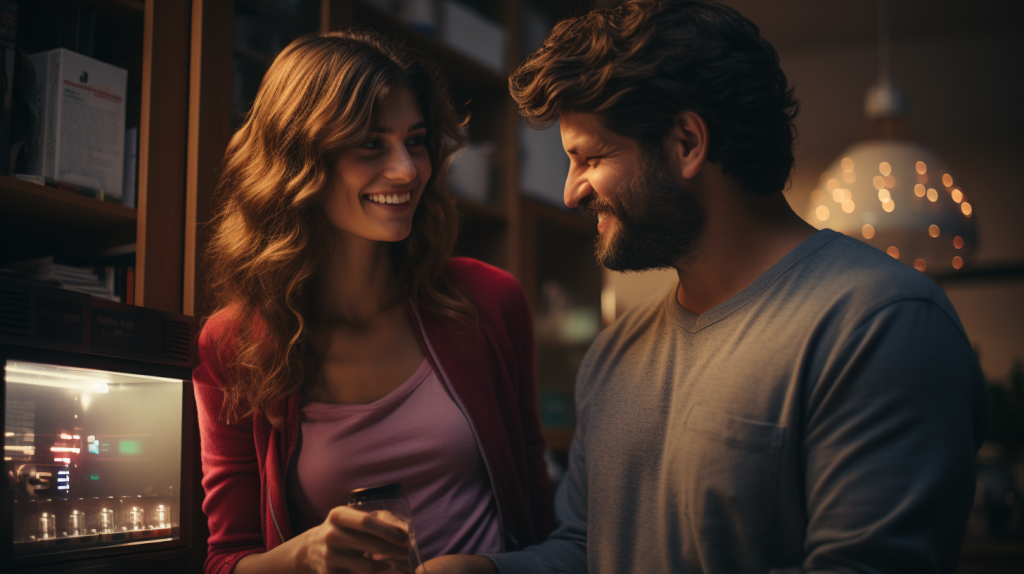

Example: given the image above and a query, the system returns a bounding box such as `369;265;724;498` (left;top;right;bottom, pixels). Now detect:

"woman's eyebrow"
369;121;426;134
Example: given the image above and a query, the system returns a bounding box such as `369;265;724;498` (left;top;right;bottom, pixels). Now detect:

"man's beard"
579;155;706;272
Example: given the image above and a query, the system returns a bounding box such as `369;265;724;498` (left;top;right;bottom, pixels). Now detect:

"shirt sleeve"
801;299;990;573
484;325;592;573
193;326;268;574
485;428;589;573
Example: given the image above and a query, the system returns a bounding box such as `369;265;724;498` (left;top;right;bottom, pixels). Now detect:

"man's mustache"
579;195;615;217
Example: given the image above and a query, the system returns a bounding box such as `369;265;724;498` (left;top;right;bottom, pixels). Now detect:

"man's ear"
665;111;710;181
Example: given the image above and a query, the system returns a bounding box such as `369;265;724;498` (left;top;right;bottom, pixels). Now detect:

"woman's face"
324;85;431;243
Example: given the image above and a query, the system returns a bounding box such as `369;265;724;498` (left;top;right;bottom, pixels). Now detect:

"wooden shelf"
350;1;508;95
0;176;137;231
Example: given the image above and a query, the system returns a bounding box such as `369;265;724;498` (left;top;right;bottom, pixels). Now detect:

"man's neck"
674;190;816;315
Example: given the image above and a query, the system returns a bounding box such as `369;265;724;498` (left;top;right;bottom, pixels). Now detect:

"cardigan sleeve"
193;319;267;574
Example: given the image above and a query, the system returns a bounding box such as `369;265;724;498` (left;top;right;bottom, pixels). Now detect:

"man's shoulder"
785;232;963;333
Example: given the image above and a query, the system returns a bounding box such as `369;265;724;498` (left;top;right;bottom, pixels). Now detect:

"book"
15;48;128;201
0;0;16;175
2;255;122;302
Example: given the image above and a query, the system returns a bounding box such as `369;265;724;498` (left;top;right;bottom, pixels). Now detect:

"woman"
193;30;554;574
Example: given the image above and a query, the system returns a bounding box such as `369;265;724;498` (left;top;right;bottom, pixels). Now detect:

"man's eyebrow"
370;121;427;134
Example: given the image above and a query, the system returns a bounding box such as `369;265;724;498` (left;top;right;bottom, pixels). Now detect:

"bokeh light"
887;246;900;259
816;205;830;221
862;224;875;239
879;162;892;176
914;259;927;272
929;224;940;237
952;256;963;269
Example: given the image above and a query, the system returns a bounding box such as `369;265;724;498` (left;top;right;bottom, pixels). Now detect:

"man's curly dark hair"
510;0;799;196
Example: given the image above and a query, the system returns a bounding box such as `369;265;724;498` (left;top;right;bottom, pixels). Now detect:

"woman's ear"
664;111;710;181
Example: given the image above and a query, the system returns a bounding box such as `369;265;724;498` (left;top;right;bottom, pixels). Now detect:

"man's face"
560;113;706;271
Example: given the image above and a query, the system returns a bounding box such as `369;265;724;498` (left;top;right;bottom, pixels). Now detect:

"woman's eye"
362;139;383;150
406;135;427;147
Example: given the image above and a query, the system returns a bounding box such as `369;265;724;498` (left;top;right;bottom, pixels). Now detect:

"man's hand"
418;554;497;574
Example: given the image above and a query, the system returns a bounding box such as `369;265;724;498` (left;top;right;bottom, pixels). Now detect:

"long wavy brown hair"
205;30;473;427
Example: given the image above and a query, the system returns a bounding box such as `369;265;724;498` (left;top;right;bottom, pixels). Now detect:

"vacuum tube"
99;508;115;533
68;510;84;536
155;504;170;528
39;512;56;540
128;506;144;530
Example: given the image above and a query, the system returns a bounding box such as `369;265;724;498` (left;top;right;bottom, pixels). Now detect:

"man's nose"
564;169;591;208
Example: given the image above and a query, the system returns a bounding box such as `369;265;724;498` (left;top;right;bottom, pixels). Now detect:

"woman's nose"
384;146;417;183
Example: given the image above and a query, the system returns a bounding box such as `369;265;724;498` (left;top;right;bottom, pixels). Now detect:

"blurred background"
2;0;1021;571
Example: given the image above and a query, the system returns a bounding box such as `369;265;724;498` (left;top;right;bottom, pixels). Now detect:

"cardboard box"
17;48;128;202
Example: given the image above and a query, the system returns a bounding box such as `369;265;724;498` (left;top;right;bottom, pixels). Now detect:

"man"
426;1;989;572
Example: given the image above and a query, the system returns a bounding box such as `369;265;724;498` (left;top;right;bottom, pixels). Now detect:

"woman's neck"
319;228;401;326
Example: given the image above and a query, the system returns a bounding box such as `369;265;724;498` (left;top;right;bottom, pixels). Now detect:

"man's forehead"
560;113;628;153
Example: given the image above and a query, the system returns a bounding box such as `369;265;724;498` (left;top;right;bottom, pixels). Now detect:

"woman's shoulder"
444;257;526;308
196;307;243;373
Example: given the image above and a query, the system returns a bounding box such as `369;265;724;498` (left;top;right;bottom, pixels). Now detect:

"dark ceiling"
715;0;1024;49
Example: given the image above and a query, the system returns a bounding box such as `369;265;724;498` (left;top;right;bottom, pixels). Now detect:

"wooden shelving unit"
5;0;190;314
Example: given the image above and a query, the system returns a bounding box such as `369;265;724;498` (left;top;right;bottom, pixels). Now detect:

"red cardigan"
193;258;555;574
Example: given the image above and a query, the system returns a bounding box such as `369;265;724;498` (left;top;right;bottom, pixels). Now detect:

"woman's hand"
418;554;497;574
299;506;412;573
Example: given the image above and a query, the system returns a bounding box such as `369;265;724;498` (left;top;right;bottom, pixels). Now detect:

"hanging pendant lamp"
806;0;977;274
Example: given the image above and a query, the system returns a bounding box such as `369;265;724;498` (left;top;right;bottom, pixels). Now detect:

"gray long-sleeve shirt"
488;229;990;574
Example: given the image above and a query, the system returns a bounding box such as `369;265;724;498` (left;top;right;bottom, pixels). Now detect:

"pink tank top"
286;359;502;559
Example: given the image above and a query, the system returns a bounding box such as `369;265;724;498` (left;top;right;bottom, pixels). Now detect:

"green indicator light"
90;474;99;480
118;440;142;455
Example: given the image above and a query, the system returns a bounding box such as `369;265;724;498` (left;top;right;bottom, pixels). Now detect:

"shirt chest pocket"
677;404;785;538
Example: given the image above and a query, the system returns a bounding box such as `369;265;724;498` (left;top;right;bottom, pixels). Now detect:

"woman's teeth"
366;192;411;205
